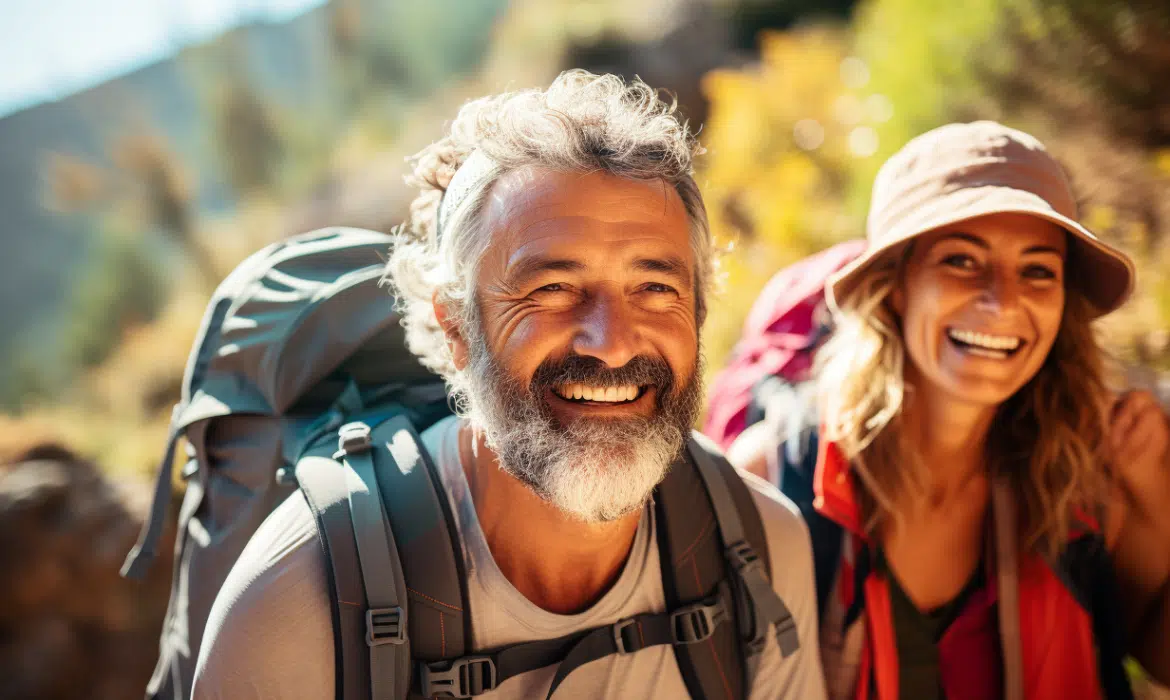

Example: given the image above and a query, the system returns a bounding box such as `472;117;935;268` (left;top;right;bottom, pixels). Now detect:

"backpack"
703;240;866;452
121;226;800;699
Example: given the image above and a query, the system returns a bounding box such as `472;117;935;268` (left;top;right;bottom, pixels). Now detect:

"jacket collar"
812;433;866;536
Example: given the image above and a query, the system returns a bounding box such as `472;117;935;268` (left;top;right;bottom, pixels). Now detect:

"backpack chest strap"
416;582;735;699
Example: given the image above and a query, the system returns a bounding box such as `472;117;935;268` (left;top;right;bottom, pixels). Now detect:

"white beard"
479;404;681;523
458;333;694;523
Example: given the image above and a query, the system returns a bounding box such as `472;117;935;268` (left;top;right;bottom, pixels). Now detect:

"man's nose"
975;268;1021;314
572;291;642;369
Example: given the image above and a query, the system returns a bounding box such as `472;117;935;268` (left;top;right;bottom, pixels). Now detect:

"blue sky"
0;0;327;118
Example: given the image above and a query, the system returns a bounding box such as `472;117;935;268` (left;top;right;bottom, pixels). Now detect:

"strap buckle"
726;539;763;576
334;421;372;459
726;540;768;654
418;656;497;698
670;595;728;644
365;606;406;647
611;617;640;654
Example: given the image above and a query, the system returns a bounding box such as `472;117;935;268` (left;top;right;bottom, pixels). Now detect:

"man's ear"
433;293;470;371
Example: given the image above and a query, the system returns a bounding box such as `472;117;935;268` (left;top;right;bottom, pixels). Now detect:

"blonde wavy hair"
816;245;1113;559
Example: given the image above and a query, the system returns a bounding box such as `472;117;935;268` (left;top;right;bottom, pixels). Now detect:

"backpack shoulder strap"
294;451;374;700
367;415;471;697
656;432;799;699
333;422;412;700
297;414;471;700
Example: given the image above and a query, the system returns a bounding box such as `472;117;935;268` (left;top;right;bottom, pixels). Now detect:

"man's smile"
552;383;648;403
544;385;658;417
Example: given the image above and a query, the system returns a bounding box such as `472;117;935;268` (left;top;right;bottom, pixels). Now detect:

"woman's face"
893;212;1068;408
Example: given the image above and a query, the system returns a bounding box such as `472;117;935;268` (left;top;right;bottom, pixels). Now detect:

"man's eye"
644;283;677;294
941;253;977;270
536;283;566;293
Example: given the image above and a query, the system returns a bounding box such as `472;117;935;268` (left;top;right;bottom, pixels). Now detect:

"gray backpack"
122;227;798;699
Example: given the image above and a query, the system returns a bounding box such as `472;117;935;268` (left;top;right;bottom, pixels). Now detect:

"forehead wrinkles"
480;170;692;277
487;169;683;232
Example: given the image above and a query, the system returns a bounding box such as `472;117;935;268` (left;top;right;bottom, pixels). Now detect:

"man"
192;69;826;699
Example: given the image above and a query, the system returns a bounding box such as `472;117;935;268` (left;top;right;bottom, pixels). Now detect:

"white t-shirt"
192;416;827;699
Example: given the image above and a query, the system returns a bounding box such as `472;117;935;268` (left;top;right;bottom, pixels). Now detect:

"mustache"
529;354;676;394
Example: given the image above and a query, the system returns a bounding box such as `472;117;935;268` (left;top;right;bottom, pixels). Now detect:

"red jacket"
811;437;1132;700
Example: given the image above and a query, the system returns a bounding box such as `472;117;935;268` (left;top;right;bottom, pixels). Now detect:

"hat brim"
827;189;1135;318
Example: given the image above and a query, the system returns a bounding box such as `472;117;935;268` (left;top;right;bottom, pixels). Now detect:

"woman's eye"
941;253;978;270
644;283;677;294
536;283;566;293
1023;265;1057;281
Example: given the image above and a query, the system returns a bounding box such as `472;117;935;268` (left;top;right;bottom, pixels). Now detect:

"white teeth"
947;328;1021;352
555;384;641;402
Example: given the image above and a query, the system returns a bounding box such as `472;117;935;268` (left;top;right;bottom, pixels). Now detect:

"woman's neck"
901;381;999;499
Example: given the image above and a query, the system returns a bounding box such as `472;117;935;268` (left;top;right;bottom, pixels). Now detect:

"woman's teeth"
554;384;641;402
947;328;1022;354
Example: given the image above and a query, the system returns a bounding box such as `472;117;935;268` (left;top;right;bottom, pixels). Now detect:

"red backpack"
703;240;866;451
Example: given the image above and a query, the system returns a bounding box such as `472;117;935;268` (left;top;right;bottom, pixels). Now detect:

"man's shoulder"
192;490;335;699
739;467;814;564
724;455;828;698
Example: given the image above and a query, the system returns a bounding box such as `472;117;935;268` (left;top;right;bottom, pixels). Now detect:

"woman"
729;121;1170;699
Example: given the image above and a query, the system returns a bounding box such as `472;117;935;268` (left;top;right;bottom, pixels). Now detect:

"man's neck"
458;422;643;615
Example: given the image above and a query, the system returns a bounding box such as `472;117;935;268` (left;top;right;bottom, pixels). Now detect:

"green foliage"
848;0;1004;210
62;231;168;372
698;26;867;377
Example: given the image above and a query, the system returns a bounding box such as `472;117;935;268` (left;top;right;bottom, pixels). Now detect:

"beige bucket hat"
826;121;1135;317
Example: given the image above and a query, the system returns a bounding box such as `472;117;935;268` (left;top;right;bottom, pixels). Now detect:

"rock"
0;444;175;700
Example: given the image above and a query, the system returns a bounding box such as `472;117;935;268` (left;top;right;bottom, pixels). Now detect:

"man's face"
445;167;703;522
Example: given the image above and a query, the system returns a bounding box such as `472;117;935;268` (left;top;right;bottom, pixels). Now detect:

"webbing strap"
416;586;733;699
687;441;800;674
295;454;367;699
542;611;675;699
337;422;410;700
121;423;183;580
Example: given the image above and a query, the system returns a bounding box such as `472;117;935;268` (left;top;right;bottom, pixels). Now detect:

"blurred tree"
212;80;285;197
697;25;867;377
61;229;167;375
113;133;218;289
42;154;108;214
715;0;859;49
992;1;1170;149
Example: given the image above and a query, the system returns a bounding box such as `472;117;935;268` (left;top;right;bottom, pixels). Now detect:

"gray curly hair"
384;69;713;401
